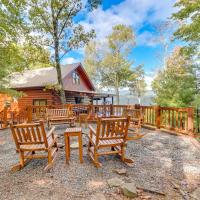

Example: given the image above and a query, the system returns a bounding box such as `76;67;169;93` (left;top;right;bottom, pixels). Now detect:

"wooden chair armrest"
46;126;56;138
89;125;96;135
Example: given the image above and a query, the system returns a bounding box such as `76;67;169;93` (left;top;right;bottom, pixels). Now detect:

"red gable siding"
63;67;94;91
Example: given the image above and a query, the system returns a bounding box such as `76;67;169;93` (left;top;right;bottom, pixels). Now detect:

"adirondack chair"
87;116;133;167
46;108;75;129
123;108;146;140
10;121;58;171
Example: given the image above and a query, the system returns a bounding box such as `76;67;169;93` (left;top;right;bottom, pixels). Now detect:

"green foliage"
84;24;136;104
172;0;200;49
128;65;146;104
152;47;197;107
84;41;104;88
0;1;51;96
25;0;100;103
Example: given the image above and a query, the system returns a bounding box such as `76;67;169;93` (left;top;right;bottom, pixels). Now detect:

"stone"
113;169;127;175
107;177;124;187
141;195;151;200
57;143;64;148
70;142;79;149
90;193;106;200
121;182;138;198
191;187;200;200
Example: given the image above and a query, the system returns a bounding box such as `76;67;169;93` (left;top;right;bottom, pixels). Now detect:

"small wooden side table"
64;127;83;163
79;113;88;128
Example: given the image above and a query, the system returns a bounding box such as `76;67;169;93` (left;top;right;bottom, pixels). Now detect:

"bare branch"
58;4;76;39
59;49;71;61
56;0;68;20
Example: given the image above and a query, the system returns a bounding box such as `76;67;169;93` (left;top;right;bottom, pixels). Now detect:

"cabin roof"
9;63;95;91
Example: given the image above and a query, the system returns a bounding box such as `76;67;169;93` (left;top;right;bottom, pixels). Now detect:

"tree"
83;40;104;89
0;1;50;96
128;65;146;104
25;0;101;103
172;0;200;102
84;24;135;104
154;21;176;69
152;47;196;107
172;0;200;51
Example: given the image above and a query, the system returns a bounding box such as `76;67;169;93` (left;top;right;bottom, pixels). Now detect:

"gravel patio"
0;124;200;200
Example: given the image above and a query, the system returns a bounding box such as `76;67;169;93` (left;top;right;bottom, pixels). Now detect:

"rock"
107;177;124;187
57;143;64;148
191;187;200;200
121;182;138;198
70;142;79;149
113;169;127;175
90;193;106;200
141;195;151;200
125;162;134;168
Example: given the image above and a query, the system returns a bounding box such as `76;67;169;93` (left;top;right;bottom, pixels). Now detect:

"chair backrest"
124;108;142;119
10;121;48;150
95;116;130;145
46;108;71;119
123;108;143;127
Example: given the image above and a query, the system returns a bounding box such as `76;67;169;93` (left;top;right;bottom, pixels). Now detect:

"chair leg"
48;149;52;164
19;151;25;167
88;140;92;152
78;134;83;163
121;145;125;162
44;150;53;171
94;148;101;168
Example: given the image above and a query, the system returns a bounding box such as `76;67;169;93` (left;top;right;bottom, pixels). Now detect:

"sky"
61;0;178;89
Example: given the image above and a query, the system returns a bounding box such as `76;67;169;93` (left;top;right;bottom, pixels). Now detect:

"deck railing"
0;104;195;136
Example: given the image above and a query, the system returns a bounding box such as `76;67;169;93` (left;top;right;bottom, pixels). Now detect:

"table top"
65;127;82;133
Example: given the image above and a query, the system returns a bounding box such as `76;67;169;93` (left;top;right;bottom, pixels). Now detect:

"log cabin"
0;63;114;112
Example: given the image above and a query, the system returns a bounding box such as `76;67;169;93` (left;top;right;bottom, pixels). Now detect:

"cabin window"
33;99;47;106
72;72;80;84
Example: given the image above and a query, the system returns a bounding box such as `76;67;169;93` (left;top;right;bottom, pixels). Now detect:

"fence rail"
0;104;195;136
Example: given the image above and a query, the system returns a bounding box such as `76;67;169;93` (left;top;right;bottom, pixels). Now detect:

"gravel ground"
0;123;200;200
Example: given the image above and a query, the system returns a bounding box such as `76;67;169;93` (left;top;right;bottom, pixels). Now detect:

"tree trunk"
54;39;66;104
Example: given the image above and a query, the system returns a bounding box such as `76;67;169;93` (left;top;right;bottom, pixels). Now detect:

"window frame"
72;71;80;85
33;99;47;106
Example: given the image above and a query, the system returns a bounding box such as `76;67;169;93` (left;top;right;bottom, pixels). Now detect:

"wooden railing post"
155;105;161;129
188;107;194;136
27;106;32;123
3;107;8;128
110;104;113;115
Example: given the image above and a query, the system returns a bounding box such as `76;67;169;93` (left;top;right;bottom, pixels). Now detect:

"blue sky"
62;0;178;87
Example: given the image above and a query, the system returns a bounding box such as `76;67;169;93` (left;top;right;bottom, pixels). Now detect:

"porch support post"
188;107;194;136
27;106;32;123
155;105;161;129
111;96;114;105
103;97;106;104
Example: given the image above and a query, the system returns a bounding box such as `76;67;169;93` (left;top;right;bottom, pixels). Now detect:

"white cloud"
145;74;154;90
61;57;79;64
80;0;176;46
137;31;159;47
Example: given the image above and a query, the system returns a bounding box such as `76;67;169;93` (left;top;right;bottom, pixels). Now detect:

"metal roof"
9;63;94;90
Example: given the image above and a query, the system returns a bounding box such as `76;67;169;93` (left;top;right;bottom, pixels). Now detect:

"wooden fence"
0;104;195;136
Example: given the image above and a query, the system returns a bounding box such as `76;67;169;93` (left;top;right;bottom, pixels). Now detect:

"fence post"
3;107;8;128
27;106;32;123
110;104;113;115
155;105;161;129
188;107;194;136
